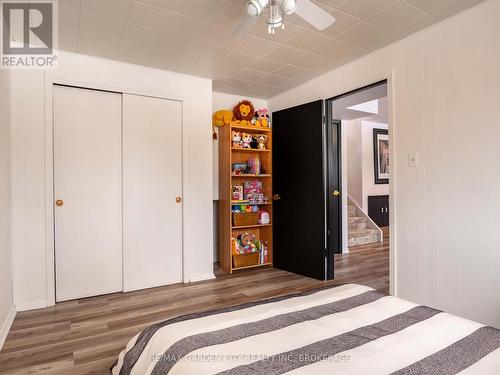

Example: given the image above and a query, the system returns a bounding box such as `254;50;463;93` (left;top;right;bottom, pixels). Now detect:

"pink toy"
255;108;270;128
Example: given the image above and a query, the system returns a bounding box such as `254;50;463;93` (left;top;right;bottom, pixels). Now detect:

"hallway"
334;227;389;294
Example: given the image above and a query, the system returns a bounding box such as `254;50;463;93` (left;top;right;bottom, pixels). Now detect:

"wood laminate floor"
0;229;389;374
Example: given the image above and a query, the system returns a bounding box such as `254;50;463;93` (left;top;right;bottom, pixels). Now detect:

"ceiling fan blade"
232;15;260;36
295;0;336;30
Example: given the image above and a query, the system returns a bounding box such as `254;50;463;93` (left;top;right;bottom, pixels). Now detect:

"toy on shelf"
258;211;270;224
244;181;263;202
232;163;248;175
255;134;268;150
254;108;270;128
255;193;268;204
241;133;252;148
232;184;244;201
247;156;261;175
237;233;257;254
232;100;255;127
212;110;233;140
232;130;243;148
250;136;259;149
231;237;240;255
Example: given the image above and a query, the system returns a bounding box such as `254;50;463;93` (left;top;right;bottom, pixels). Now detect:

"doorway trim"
44;78;185;307
324;77;396;296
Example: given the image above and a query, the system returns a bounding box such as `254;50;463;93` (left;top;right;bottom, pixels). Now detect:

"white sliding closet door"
123;94;183;291
54;85;123;302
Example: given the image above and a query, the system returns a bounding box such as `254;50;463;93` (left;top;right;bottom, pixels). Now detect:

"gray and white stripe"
112;284;500;375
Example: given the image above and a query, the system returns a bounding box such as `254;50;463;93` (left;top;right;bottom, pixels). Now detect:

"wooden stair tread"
348;216;367;223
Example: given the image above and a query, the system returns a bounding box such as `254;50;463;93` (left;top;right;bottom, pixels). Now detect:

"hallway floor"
334;226;390;294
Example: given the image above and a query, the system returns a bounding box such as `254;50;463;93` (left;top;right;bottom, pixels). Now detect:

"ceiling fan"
234;0;336;35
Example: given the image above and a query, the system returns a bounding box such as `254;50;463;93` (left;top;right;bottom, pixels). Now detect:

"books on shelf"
259;241;269;264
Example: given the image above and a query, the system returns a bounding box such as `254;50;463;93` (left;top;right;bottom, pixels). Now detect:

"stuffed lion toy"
233;100;255;127
212;110;233;139
211;100;255;140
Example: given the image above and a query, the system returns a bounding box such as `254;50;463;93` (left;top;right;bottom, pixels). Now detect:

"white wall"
0;70;14;348
345;119;363;206
361;121;389;211
212;92;267;262
9;52;214;310
269;0;500;328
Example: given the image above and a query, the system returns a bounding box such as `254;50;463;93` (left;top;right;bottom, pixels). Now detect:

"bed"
112;284;500;374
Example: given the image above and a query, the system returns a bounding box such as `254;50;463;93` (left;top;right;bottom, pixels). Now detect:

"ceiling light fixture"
247;0;269;17
247;0;298;34
280;0;297;15
267;2;283;34
237;0;335;36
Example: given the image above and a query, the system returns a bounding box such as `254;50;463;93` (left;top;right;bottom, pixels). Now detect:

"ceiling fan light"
247;0;269;17
280;0;297;15
267;3;283;30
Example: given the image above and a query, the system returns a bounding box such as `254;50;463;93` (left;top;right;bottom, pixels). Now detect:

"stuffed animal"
241;132;253;148
250;136;259;149
212;110;233;140
233;100;255;127
255;134;268;150
254;108;270;128
231;237;241;255
232;131;242;148
238;233;256;253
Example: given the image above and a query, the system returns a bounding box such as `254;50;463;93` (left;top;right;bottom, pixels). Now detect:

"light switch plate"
408;153;418;167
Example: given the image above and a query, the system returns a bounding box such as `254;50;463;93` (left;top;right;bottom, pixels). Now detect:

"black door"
326;118;342;264
273;100;327;280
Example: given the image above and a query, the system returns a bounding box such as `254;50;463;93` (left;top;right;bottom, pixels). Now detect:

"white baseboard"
185;273;216;283
0;306;16;350
15;300;47;312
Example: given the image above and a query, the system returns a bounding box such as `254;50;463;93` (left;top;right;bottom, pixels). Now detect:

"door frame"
44;78;185;307
325;113;342;279
324;77;396;296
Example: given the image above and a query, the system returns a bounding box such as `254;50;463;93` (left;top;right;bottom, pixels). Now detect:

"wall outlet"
408;153;418;167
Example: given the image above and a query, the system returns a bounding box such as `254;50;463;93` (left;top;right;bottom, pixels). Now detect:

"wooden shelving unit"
233;224;272;229
231;174;271;178
231;148;271;152
219;122;273;273
231;124;272;133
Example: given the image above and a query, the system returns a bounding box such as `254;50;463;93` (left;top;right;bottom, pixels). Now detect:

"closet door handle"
175;197;182;203
55;199;64;207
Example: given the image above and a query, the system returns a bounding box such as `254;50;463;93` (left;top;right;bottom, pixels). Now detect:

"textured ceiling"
58;0;485;99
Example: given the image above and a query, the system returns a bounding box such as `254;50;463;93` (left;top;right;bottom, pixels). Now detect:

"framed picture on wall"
373;129;389;184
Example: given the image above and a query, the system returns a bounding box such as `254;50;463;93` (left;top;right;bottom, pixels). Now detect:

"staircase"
348;203;380;247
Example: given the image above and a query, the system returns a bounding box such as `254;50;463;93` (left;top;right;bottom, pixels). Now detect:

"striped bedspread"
112;284;500;374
